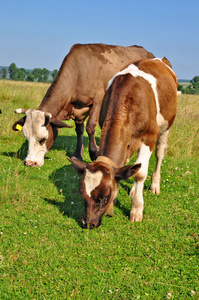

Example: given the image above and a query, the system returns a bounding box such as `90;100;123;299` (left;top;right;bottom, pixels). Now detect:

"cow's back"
59;44;155;103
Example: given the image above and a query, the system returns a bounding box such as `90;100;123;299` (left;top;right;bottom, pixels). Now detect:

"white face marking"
84;169;103;197
107;59;167;128
22;109;49;166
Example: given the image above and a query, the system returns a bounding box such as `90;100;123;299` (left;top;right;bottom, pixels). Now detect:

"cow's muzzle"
81;216;102;229
24;160;38;167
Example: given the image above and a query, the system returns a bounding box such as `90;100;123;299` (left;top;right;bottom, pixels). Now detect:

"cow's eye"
39;138;46;145
103;194;110;204
97;194;110;205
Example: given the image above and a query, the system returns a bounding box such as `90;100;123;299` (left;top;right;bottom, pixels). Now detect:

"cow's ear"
114;163;141;182
50;118;73;128
12;117;26;131
67;157;87;174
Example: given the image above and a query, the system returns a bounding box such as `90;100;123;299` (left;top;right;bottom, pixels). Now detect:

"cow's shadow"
52;134;92;158
46;164;84;226
2;140;28;162
2;134;91;163
46;164;130;226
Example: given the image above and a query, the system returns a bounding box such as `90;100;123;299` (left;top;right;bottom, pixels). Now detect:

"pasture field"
0;80;198;299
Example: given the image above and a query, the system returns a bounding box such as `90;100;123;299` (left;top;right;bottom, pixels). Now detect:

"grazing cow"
12;43;155;166
69;57;178;228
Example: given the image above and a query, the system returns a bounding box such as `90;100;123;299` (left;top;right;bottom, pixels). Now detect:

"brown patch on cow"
100;74;160;164
73;57;178;228
13;43;155;164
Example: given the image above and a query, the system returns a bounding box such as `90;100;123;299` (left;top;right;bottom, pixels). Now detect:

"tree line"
178;76;199;95
0;63;58;83
1;63;199;94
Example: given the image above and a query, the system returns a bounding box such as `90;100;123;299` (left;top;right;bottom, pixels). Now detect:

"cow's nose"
90;223;96;229
81;218;87;229
25;160;38;167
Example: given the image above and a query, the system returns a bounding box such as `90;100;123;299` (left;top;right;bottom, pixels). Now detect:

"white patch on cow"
24;139;48;166
15;108;23;113
134;143;152;179
130;143;152;221
84;169;103;197
107;60;167;128
22;110;49;166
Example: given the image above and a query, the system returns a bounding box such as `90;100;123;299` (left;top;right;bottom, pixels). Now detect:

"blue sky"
0;0;198;79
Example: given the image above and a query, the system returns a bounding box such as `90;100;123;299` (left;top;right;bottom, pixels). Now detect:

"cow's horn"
44;112;52;119
14;108;28;114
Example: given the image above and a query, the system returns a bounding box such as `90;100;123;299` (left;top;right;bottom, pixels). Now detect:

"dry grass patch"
168;94;199;158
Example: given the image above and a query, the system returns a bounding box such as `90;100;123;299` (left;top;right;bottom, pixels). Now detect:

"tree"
42;68;50;82
17;68;27;81
51;69;58;81
32;68;42;82
190;76;199;94
178;84;184;93
26;73;34;82
1;68;7;79
8;63;18;80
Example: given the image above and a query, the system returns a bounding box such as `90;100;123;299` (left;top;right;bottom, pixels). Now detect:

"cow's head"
13;108;72;167
69;157;141;229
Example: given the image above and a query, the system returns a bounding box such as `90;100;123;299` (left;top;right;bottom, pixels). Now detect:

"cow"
12;43;155;167
69;57;178;229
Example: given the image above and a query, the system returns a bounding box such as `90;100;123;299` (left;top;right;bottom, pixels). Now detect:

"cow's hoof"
130;215;143;222
89;151;99;161
151;187;160;194
70;155;83;161
130;210;143;222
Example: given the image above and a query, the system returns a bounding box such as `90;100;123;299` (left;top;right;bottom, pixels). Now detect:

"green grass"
0;81;198;299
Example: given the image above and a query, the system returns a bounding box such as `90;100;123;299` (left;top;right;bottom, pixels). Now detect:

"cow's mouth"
24;160;39;167
81;217;101;229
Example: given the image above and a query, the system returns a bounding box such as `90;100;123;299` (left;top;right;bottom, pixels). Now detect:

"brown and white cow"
69;57;178;228
12;43;155;166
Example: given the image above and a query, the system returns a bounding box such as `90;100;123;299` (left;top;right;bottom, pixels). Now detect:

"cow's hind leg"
71;122;84;161
151;129;169;194
130;143;152;222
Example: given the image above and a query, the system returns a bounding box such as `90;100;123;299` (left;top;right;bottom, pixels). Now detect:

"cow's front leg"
130;180;144;222
71;122;84;161
86;102;102;161
130;143;152;222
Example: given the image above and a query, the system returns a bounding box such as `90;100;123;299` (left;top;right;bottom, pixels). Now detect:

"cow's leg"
71;122;84;161
86;101;102;161
151;130;169;194
129;143;152;222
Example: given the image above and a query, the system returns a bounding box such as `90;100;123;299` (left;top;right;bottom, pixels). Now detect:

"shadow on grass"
53;134;90;158
1;140;28;162
46;154;151;225
46;164;84;227
1;134;90;163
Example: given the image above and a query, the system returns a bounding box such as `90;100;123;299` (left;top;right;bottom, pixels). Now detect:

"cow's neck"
37;61;75;120
99;128;130;168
